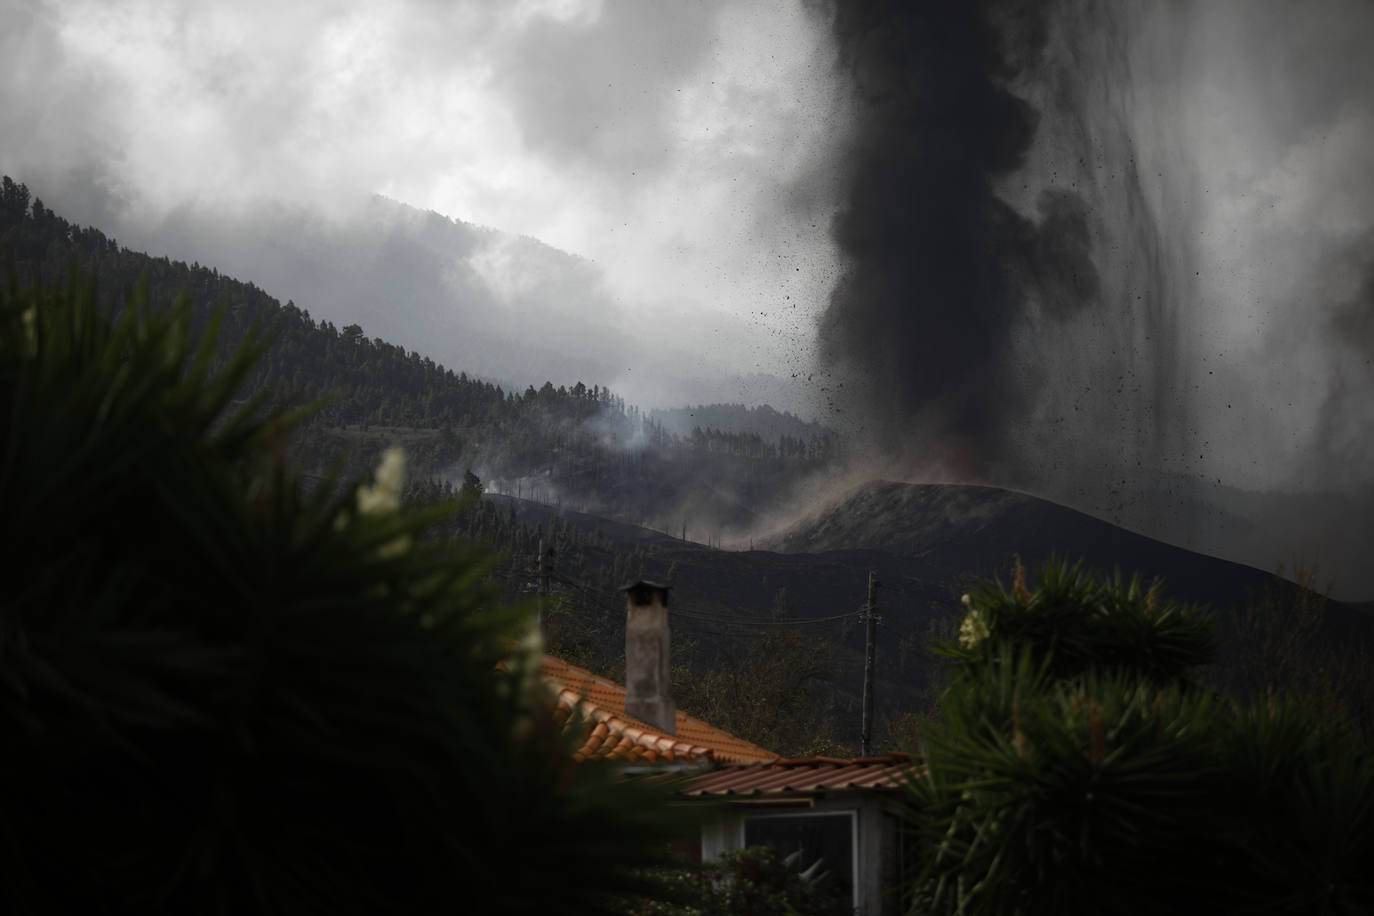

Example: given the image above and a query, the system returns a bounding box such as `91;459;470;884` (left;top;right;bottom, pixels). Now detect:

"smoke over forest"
807;0;1374;589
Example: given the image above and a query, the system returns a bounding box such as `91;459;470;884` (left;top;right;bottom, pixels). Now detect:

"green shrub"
942;558;1216;684
909;562;1374;915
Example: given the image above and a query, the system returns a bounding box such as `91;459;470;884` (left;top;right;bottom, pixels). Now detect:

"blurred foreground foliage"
620;846;852;916
908;559;1374;915
0;268;696;914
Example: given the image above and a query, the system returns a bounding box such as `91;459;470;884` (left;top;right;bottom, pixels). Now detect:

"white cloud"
3;0;843;385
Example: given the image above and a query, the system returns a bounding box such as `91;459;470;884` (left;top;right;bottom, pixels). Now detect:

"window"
743;811;856;906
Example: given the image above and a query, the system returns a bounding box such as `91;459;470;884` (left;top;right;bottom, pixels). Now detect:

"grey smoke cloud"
810;0;1374;595
493;2;720;177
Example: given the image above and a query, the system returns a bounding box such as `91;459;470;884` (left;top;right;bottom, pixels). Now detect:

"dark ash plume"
813;0;1115;478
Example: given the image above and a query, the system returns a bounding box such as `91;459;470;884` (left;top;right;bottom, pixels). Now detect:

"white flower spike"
357;447;406;516
959;605;990;649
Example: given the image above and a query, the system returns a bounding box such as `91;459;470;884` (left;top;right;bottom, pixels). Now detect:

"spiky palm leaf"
941;558;1216;684
1;270;695;915
909;562;1374;915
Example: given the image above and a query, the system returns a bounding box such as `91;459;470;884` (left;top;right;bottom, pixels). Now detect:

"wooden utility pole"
537;537;551;632
861;569;878;756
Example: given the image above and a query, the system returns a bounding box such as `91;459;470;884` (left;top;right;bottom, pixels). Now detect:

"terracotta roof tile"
541;655;778;765
681;753;917;797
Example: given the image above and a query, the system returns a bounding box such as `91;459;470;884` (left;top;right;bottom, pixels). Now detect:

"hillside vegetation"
0;176;841;538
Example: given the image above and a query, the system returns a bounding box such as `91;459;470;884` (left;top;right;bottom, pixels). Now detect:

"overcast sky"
2;0;846;387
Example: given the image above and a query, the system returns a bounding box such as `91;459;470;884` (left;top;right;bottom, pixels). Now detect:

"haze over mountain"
648;402;829;442
1;0;839;414
91;193;818;416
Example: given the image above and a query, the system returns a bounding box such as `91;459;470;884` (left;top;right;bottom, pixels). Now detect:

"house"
683;753;917;916
539;580;920;915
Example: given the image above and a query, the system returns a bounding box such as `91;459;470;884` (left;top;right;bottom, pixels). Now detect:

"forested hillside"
0;177;840;536
649;402;831;450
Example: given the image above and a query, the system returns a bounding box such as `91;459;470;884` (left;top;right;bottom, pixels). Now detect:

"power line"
544;571;863;629
861;570;878;756
669;608;862;627
546;591;856;644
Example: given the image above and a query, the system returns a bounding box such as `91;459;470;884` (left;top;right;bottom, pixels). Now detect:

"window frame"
738;807;859;910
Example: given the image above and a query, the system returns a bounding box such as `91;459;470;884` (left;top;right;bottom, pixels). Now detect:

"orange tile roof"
681;753;917;797
540;655;779;765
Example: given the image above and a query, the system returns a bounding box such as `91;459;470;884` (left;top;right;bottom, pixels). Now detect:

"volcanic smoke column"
814;1;1043;472
808;0;1194;504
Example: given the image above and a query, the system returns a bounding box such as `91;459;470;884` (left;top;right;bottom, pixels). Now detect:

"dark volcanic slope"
769;480;1285;612
487;483;1371;749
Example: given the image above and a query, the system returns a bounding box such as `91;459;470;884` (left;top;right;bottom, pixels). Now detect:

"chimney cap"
620;580;671;607
618;580;672;593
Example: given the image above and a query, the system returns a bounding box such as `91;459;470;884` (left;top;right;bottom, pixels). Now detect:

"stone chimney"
621;580;675;735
